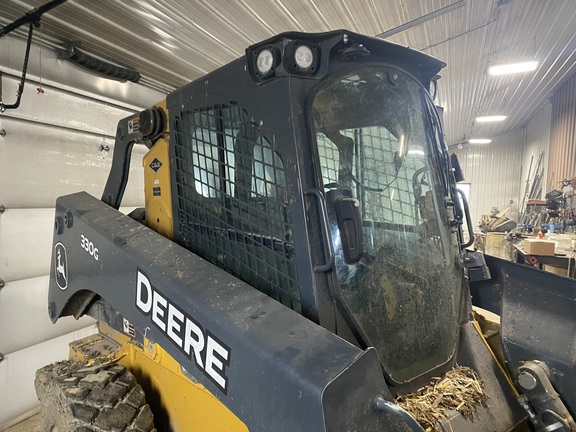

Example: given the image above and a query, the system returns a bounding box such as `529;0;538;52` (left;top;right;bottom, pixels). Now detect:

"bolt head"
64;211;73;228
48;302;56;319
55;216;64;234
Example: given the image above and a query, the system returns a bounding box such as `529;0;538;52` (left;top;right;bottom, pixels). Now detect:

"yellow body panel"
68;102;247;431
143;102;174;239
70;323;248;432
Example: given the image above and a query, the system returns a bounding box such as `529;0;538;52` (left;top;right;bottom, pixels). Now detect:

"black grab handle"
101;114;141;209
457;189;475;249
305;188;335;272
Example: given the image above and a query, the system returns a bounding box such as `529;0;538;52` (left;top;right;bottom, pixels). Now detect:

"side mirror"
334;197;363;264
450;153;465;183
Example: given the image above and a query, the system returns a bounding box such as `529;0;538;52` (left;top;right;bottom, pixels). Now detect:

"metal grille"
173;105;300;312
317;127;424;226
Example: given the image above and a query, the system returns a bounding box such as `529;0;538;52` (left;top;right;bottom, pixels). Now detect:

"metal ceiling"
2;0;576;146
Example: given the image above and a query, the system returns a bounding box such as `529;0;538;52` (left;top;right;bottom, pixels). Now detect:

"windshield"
312;66;462;383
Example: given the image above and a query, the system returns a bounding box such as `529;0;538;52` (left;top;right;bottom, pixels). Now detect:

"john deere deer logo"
54;243;68;290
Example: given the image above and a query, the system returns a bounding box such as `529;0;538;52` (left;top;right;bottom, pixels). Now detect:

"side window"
173;105;301;312
191;129;226;198
252;144;286;198
188;110;285;200
185;110;236;198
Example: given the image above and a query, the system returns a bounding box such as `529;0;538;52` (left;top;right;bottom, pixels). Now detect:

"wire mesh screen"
317;127;425;226
173;105;300;312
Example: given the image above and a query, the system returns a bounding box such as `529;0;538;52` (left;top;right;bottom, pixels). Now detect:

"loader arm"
49;191;415;432
471;254;576;429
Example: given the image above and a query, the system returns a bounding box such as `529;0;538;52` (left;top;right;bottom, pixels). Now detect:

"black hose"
62;46;141;83
542;409;571;431
0;22;34;112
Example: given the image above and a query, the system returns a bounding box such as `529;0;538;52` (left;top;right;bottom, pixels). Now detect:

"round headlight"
256;49;274;75
294;45;314;70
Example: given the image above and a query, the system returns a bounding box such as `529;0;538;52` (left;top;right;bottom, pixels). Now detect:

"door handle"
305;188;335;272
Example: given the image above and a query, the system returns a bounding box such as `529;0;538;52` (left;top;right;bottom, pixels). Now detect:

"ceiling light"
468;138;492;144
488;61;538;76
476;115;507;123
152;27;175;40
407;149;425;156
152;41;175;53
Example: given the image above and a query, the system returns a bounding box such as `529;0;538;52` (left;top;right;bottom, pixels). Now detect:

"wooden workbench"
514;243;576;278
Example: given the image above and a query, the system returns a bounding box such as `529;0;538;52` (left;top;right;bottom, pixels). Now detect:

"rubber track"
35;361;156;432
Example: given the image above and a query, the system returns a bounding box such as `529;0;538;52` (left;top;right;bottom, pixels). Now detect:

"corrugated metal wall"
454;102;552;228
0;35;164;428
454;128;525;226
548;72;576;188
521;102;551;203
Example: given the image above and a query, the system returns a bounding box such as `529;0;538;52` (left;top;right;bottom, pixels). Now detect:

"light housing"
488;61;538;76
468;138;492;144
476;115;507;123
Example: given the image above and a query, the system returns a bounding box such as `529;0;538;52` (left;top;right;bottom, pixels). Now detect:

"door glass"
312;67;462;383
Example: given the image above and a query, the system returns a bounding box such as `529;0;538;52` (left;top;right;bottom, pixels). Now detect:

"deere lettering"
135;269;231;394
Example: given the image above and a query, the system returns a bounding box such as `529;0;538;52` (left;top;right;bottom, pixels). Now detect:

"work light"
256;49;274;75
294;45;314;70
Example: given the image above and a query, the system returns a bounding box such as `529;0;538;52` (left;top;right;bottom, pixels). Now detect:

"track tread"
35;361;156;432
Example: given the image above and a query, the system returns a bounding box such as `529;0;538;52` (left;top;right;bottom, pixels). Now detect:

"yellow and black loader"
37;30;576;431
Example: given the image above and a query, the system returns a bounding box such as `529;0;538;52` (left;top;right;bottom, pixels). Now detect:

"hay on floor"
394;365;488;431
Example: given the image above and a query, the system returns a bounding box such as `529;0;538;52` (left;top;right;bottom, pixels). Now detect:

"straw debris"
394;365;488;431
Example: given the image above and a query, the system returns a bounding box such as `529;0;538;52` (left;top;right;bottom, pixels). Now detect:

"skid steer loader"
37;30;576;431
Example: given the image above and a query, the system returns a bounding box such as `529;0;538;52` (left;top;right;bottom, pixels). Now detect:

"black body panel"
166;29;447;352
470;254;576;416
48;192;413;432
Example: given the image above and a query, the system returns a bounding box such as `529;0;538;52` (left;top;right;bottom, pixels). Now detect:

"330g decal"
80;234;99;261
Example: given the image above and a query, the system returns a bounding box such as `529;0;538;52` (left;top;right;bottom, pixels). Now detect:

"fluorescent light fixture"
468;138;492;144
489;61;538;76
476;115;507;123
398;135;406;157
152;41;176;53
407;149;425;156
152;27;176;40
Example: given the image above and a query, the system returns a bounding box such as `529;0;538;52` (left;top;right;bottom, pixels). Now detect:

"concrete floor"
3;414;41;432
